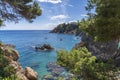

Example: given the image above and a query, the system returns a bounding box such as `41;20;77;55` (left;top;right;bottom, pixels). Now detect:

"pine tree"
0;0;42;26
81;0;120;42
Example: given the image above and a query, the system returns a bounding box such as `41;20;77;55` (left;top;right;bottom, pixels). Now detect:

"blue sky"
1;0;88;30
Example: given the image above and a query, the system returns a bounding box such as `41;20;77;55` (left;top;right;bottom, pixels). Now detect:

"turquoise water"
0;30;80;79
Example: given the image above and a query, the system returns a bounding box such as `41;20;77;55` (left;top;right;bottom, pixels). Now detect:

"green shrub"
57;47;118;80
0;49;17;80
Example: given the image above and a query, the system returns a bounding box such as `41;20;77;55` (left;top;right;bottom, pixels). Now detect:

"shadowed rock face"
73;33;120;66
0;43;38;80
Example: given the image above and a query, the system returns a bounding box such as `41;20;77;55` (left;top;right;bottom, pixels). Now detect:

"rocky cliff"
50;22;81;35
0;43;38;80
51;23;120;66
73;32;120;66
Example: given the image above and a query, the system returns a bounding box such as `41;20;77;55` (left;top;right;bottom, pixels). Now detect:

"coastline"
0;30;80;80
0;43;38;80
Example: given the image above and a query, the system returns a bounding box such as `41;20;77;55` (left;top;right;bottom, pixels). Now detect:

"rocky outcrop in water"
0;43;38;80
35;44;54;51
46;62;65;77
42;62;74;80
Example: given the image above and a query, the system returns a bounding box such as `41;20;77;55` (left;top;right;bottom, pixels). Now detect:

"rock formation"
35;44;54;51
73;32;120;66
50;22;81;35
42;62;74;80
0;43;38;80
25;67;38;80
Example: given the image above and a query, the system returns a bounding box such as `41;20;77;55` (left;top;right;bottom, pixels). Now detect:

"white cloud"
68;20;77;23
80;14;88;17
38;0;62;4
50;15;69;20
44;23;57;30
68;4;74;7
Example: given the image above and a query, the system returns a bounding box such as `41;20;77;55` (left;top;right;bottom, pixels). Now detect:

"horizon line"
0;29;52;31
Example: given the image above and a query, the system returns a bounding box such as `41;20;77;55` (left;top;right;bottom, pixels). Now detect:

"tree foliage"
51;22;81;34
57;47;118;80
0;47;17;80
80;0;120;42
0;0;42;26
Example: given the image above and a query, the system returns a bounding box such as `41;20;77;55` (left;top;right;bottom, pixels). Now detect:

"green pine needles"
57;47;119;80
0;0;42;25
80;0;120;42
0;48;17;80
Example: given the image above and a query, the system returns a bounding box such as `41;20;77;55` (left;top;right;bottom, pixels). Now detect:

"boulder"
46;62;65;77
25;67;38;80
35;44;53;51
0;45;19;61
16;72;28;80
9;61;20;71
46;62;65;73
45;62;75;80
4;49;19;61
42;74;55;80
0;43;39;80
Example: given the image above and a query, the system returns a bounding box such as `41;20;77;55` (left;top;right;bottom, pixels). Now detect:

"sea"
0;30;80;80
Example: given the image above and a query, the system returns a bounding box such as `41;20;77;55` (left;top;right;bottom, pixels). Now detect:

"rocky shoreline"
42;62;74;80
0;43;38;80
51;25;120;66
50;22;81;35
73;32;120;66
51;24;120;66
43;31;120;79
